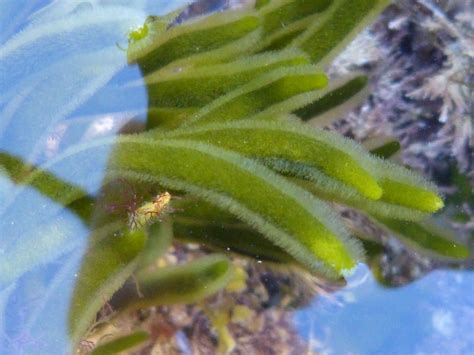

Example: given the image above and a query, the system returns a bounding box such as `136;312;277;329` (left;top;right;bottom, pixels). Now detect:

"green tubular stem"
68;229;147;344
172;198;295;263
374;217;470;260
255;0;272;9
258;0;332;35
263;158;429;221
161;120;382;200
0;152;91;206
171;196;240;224
128;11;260;75
291;0;390;66
174;219;296;264
11;135;363;276
137;221;174;269
109;254;234;311
0;152;95;222
91;331;149;355
256;14;315;52
109;137;363;276
0;152;36;182
146;107;198;130
301;178;429;221
144;49;310;108
373;159;444;213
151;27;263;75
295;75;369;121
379;179;444;213
284;163;460;260
185;66;328;125
368;139;401;159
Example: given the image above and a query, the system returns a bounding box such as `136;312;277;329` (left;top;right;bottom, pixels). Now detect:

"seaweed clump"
0;0;471;353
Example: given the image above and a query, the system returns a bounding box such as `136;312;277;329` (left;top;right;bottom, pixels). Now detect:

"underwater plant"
0;0;470;353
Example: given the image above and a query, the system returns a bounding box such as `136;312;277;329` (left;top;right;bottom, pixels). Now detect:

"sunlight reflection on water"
296;265;474;354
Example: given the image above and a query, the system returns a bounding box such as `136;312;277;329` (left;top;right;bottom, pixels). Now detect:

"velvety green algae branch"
158;120;383;200
109;254;234;312
14;133;362;278
68;215;227;345
146;107;198;130
2;122;444;276
263;158;431;222
68;228;147;344
255;0;332;51
172;198;296;264
129;0;391;131
295;74;370;122
157;119;443;217
183;66;329;125
0;151;95;222
91;331;149;355
368;139;401;159
127;10;261;74
290;0;391;66
1;0;464;351
258;0;333;35
109;137;364;276
142;49;310;108
374;217;470;260
373;159;444;213
257;15;312;52
174;221;295;264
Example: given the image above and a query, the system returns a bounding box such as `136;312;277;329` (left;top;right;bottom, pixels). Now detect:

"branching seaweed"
0;1;469;353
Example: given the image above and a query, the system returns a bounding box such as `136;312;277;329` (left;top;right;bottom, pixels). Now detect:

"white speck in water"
91;115;114;135
341;292;356;303
257;260;262;264
455;274;463;283
226;247;230;251
432;309;454;337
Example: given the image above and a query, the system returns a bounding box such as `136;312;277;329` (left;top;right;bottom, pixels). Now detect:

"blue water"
296;265;474;354
0;1;186;353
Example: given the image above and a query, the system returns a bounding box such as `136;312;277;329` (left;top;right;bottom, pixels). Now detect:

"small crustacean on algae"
129;191;173;230
102;178;175;230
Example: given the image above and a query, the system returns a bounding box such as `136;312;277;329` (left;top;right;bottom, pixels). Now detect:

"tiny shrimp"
102;179;177;231
129;191;174;230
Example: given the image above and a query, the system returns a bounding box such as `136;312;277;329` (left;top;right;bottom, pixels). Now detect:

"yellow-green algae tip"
380;180;444;213
373;159;444;213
